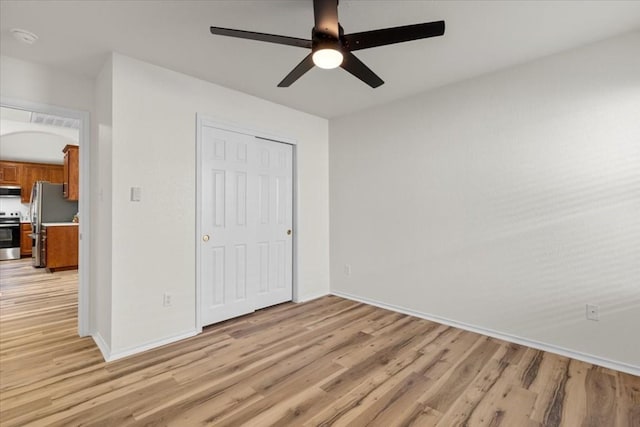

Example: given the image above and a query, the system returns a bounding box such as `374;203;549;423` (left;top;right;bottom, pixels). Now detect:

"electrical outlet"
586;304;599;321
344;264;352;276
163;293;172;307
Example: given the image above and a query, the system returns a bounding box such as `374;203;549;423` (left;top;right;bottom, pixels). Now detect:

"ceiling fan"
210;0;445;88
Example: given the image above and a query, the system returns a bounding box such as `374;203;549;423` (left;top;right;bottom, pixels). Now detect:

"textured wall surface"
330;32;640;370
108;54;329;355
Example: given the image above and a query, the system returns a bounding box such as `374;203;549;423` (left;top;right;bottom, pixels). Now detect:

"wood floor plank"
305;327;475;426
615;370;640;427
464;368;539;427
421;336;501;413
352;372;432;426
1;258;638;427
583;368;617;427
433;342;527;427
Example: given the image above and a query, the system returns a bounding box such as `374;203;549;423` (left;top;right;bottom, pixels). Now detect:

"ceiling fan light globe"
312;48;343;69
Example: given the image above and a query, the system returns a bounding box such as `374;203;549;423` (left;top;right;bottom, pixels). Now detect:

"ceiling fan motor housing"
311;27;343;53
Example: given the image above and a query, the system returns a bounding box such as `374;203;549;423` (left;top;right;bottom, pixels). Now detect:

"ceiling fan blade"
210;27;312;49
278;54;315;87
343;21;445;51
313;0;339;38
340;51;384;88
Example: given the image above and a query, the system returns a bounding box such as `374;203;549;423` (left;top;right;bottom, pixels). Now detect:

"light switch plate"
130;187;142;202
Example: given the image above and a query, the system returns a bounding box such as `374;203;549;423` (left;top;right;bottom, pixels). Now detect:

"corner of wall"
92;332;112;362
328;33;640;371
93;53;114;350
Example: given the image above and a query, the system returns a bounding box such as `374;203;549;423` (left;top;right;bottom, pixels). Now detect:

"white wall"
0;125;77;164
1;120;79;140
0;132;74;163
329;32;640;372
0;56;94;112
105;54;329;355
0;197;23;218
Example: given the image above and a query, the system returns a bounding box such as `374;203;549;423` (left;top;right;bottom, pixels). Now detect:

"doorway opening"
0;97;91;336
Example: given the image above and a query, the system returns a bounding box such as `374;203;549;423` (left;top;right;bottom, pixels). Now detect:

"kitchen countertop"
42;222;79;226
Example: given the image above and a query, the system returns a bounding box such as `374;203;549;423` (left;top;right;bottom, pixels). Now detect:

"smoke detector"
11;28;38;45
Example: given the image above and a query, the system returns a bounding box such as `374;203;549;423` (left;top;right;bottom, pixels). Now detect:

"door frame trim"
195;115;298;331
1;96;91;337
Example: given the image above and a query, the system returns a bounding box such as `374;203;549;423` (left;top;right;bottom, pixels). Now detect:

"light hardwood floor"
0;258;638;426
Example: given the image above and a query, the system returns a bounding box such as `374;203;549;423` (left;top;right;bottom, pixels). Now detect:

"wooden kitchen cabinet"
0;161;22;186
20;223;33;257
48;165;64;184
42;225;78;271
21;163;50;202
1;161;64;201
63;145;79;200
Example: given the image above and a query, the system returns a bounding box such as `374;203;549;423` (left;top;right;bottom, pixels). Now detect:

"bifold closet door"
252;137;293;309
200;125;292;327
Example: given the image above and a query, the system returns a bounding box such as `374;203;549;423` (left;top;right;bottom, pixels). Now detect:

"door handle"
202;235;210;242
287;229;292;235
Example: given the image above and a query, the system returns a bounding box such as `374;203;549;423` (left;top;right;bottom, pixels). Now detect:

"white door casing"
199;123;293;327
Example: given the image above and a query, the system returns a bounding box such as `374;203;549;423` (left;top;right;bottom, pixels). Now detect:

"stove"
0;211;21;260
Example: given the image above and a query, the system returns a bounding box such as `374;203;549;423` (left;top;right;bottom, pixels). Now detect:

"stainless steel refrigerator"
29;182;78;267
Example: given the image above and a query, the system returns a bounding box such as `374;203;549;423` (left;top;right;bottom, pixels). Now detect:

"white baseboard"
94;329;199;362
293;291;330;304
331;290;640;377
92;332;111;361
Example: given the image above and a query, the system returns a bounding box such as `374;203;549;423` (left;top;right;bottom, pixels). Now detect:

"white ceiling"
1;1;639;118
